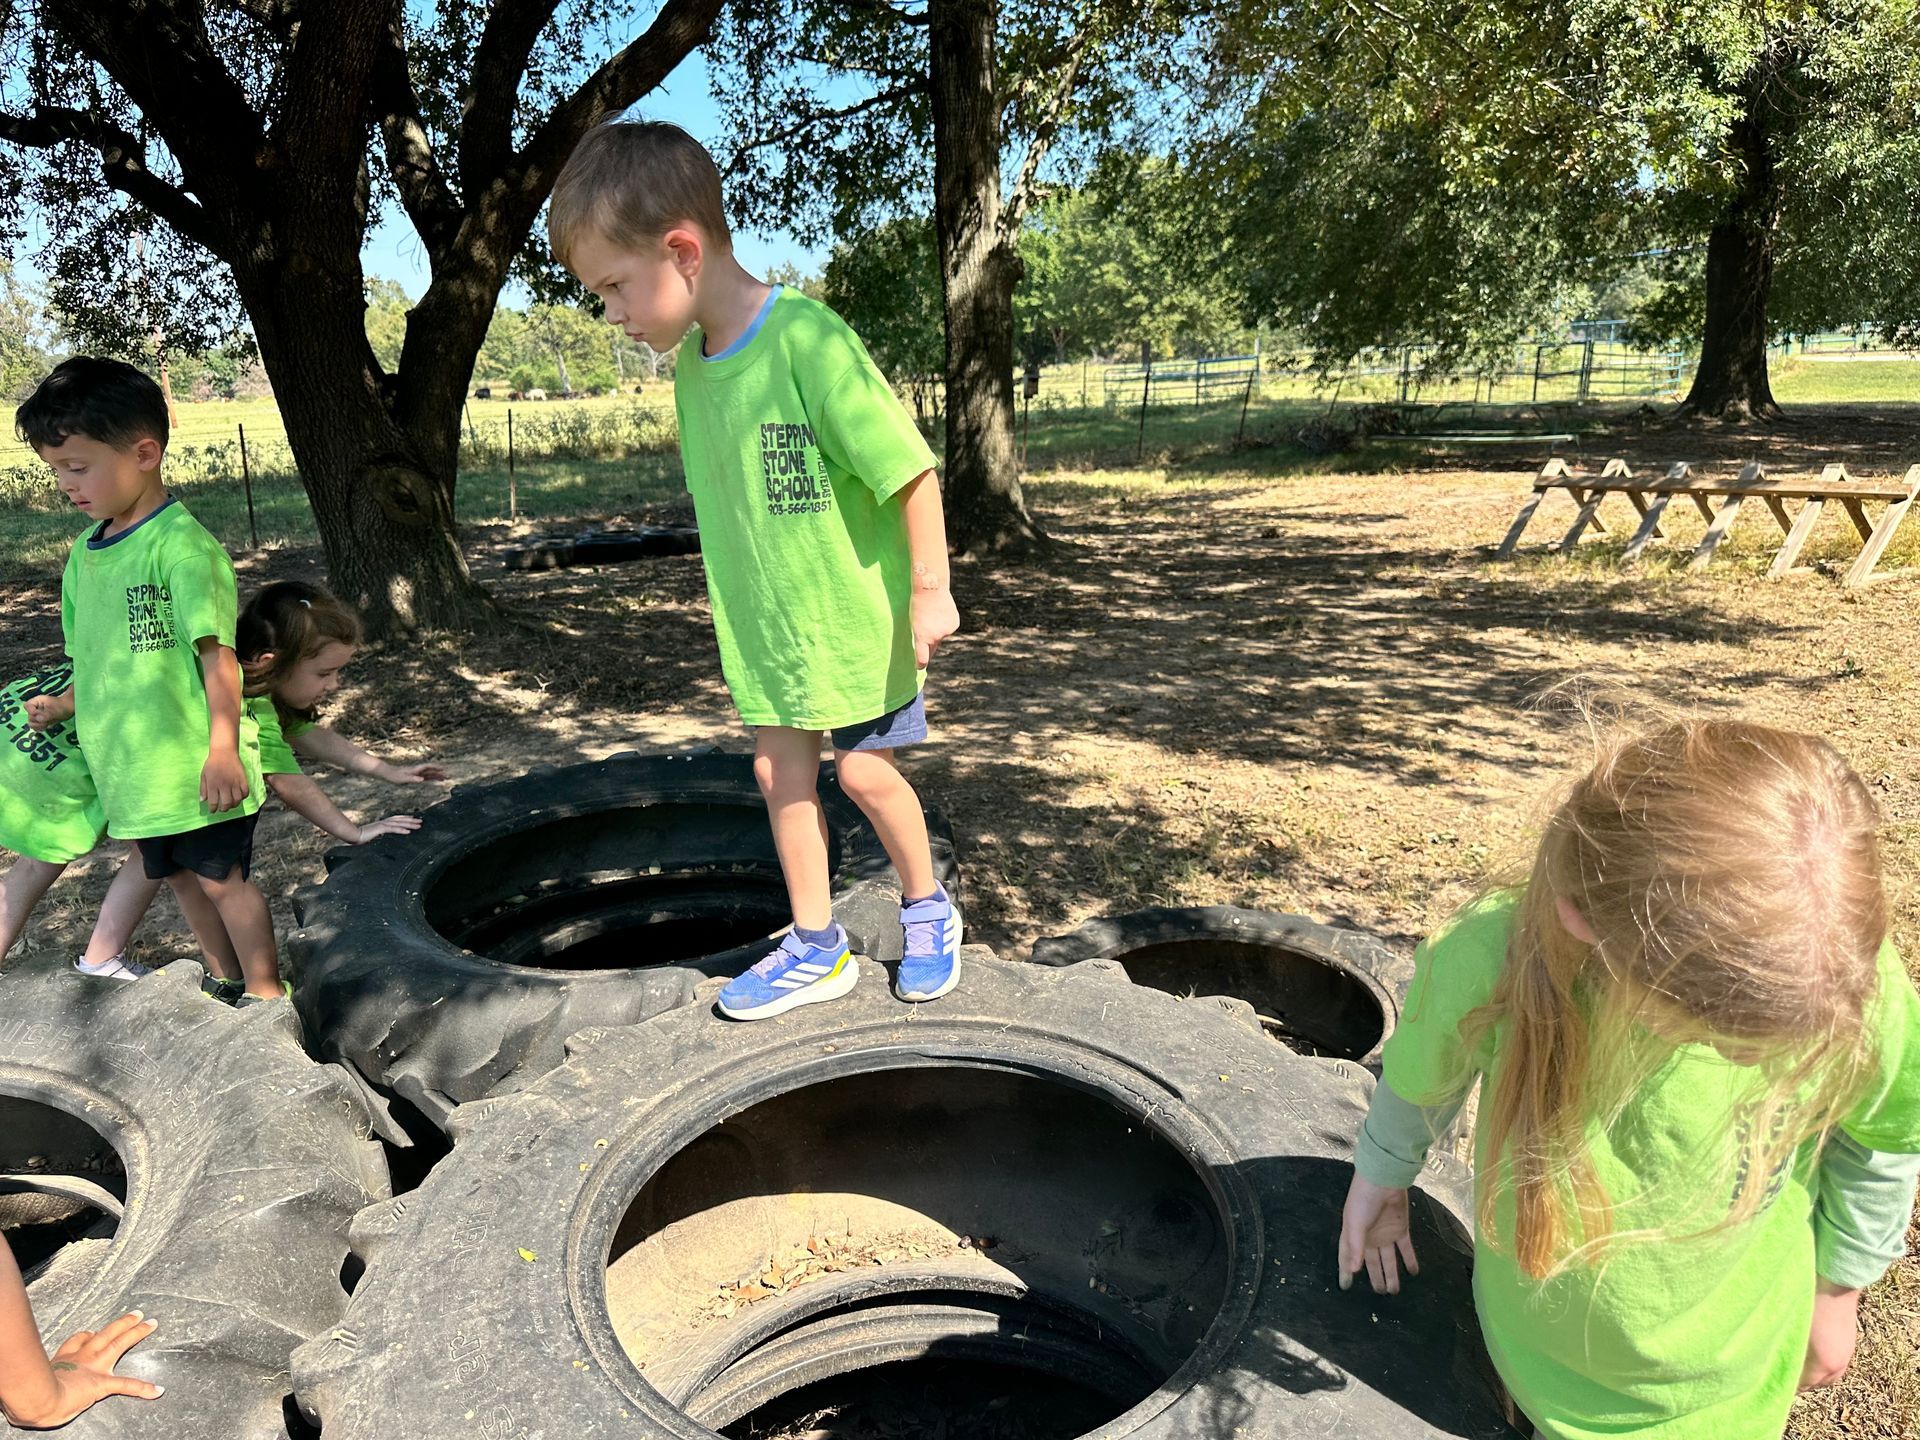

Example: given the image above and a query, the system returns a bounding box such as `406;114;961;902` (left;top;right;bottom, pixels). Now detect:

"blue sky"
362;49;825;300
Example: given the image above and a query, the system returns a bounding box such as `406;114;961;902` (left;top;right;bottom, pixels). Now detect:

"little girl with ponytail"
1339;717;1920;1438
236;579;446;853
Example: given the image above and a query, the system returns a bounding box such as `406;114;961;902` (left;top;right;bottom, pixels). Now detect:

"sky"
361;50;827;301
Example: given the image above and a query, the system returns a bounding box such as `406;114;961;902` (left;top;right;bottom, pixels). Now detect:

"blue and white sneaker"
716;928;859;1021
895;889;962;1002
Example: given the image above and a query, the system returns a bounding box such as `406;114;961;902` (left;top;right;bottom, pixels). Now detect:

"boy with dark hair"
550;122;963;1019
16;357;280;1002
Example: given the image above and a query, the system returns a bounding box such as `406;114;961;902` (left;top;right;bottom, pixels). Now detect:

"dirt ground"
3;403;1918;1437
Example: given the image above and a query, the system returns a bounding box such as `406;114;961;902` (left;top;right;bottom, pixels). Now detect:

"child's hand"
23;693;73;732
911;588;960;669
3;1311;163;1428
355;815;423;843
199;751;248;813
378;761;449;784
1800;1281;1861;1390
1338;1171;1420;1295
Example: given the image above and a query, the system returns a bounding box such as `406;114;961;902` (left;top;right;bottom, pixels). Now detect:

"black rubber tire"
0;959;390;1440
291;952;1513;1439
287;751;961;1131
571;525;700;563
502;537;577;571
1030;905;1414;1066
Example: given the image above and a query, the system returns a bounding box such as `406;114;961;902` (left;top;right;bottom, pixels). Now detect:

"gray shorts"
830;692;928;752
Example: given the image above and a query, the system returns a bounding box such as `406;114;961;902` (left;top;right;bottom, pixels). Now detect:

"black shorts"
137;812;260;882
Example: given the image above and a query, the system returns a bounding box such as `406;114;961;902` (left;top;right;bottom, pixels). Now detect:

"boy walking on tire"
16;358;281;1002
550;122;962;1020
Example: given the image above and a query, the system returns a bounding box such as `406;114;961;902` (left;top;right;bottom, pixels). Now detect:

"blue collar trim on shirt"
701;285;783;363
87;494;177;549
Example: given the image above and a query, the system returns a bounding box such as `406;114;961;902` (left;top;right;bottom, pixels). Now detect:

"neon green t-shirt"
59;498;264;839
0;663;107;864
1383;893;1920;1439
247;695;313;777
673;289;938;729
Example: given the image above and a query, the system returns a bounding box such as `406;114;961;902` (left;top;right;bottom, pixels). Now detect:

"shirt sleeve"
813;358;938;504
1379;892;1516;1107
1841;941;1920;1154
166;542;239;651
1813;1129;1920;1290
1353;1078;1470;1188
249;698;303;776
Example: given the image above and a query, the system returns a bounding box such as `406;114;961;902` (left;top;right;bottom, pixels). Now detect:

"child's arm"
0;1242;161;1428
195;639;248;813
265;773;423;846
22;688;74;733
1338;1079;1469;1294
897;471;960;669
290;726;448;785
1801;1130;1920;1389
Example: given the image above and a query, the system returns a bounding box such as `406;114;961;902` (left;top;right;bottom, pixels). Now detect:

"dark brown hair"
237;581;362;725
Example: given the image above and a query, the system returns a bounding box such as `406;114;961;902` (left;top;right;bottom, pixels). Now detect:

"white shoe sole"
896;909;964;1002
716;954;861;1021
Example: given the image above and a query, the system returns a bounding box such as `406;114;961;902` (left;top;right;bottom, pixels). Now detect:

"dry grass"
3;405;1919;1437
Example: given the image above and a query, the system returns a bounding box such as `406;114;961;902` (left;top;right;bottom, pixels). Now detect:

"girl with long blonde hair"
1339;718;1920;1438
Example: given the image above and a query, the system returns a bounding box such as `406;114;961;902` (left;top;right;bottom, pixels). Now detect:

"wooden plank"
1558;491;1608;553
1621;492;1673;564
1733;463;1791;534
1496;488;1549;559
1626;488;1668;539
1767;497;1825;578
1842;464;1920;588
1841;498;1874;541
1690;493;1746;570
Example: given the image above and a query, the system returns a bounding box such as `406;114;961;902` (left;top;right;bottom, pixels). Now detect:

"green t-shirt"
673;289;939;729
247;695;313;777
59;498;264;838
1383;893;1920;1439
0;663;106;864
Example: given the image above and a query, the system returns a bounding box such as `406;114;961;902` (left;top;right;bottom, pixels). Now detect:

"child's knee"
753;750;817;805
834;750;899;805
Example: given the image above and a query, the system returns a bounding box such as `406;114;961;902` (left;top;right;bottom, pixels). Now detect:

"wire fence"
1;319;1908;543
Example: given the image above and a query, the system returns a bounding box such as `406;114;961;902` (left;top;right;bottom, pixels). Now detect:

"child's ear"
664;227;703;280
244;650;275;674
134;436;164;471
1554;895;1599;945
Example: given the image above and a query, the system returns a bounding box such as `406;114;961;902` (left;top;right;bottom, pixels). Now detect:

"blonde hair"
548;120;731;267
1465;717;1885;1278
237;581;363;726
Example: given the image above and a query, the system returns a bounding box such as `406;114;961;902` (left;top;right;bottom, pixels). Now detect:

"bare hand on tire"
356;815;424;842
1338;1171;1419;1295
1;1308;163;1429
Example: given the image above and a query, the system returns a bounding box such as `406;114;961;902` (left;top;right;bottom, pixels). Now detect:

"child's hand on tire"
4;1312;163;1429
356;815;424;843
1338;1170;1420;1295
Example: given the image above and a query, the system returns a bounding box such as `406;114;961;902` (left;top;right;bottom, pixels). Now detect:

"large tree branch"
845;0;931;27
725;80;924;167
41;0;268;199
0;103;214;246
209;0;300;33
511;0;726;196
1000;24;1095;238
459;0;567;197
372;9;462;262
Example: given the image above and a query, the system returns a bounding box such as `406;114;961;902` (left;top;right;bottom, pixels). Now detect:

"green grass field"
1;355;1913;583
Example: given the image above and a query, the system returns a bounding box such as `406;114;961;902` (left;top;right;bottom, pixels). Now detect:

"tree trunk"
241;273;495;636
928;0;1045;555
1680;55;1788;422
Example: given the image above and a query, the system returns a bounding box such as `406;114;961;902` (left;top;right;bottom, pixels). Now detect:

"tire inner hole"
606;1065;1231;1439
